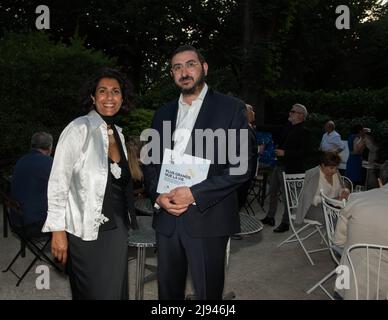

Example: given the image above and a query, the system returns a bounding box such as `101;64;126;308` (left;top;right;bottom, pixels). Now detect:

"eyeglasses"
171;60;200;73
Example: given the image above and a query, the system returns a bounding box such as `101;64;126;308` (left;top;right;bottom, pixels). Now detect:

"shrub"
119;108;154;137
0;31;117;159
268;88;388;120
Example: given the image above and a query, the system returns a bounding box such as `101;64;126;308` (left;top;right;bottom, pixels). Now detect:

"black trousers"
156;217;229;300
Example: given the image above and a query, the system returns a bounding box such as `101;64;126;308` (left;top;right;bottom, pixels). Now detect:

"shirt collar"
87;109;122;132
178;83;208;106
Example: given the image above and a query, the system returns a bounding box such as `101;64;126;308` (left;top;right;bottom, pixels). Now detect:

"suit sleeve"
190;102;253;213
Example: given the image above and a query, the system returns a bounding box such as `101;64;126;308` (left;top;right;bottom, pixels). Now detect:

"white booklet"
156;148;211;194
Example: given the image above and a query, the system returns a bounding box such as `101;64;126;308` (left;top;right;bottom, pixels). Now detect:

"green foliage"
136;66;241;111
280;0;388;90
119;108;154;137
0;31;117;159
136;77;179;110
271;87;388;163
269;88;388;120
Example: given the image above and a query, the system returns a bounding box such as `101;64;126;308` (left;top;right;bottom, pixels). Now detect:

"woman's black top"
99;156;131;231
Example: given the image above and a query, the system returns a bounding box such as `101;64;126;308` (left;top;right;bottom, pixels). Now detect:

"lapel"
170;99;179;150
192;88;212;131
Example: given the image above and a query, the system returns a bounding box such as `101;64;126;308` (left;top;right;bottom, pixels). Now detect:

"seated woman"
295;151;350;225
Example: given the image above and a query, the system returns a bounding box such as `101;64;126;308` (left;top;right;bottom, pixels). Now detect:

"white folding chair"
346;243;388;300
340;175;353;193
278;173;328;265
306;191;346;299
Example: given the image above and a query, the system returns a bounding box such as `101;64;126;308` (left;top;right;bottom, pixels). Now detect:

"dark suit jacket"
143;89;252;238
10;149;53;225
276;122;311;174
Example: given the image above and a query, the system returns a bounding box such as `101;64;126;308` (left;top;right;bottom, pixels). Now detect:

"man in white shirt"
320;120;344;153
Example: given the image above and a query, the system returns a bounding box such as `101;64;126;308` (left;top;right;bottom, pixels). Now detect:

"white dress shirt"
320;130;343;152
173;83;208;155
42;110;128;241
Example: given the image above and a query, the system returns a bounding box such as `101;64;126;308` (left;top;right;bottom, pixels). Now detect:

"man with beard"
143;45;252;299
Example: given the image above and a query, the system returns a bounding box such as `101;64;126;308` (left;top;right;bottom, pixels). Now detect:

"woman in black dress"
42;68;138;299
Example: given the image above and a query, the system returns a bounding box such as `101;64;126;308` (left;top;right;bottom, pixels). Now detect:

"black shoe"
261;216;275;226
273;222;289;233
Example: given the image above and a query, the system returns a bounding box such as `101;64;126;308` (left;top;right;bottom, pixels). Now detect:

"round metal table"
134;197;154;216
128;216;156;300
236;212;264;235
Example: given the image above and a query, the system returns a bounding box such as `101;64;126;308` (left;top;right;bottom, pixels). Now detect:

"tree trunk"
240;0;265;126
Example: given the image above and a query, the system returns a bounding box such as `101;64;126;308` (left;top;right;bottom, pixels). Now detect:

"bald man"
261;103;311;232
319;120;344;153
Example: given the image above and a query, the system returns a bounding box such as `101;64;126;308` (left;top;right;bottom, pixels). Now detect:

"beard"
178;67;206;95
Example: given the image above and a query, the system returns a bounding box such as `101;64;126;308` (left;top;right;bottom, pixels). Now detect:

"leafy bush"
0;31;117;159
268;88;388;120
119;108;154;137
136;78;178;110
136;66;240;110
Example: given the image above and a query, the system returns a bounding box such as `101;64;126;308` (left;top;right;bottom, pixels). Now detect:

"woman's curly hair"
80;67;135;113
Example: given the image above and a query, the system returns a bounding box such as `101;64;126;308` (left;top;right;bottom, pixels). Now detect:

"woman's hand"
339;188;350;201
353;137;366;154
51;231;68;265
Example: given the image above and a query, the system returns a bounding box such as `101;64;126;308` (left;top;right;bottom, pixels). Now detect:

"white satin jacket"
42;110;128;240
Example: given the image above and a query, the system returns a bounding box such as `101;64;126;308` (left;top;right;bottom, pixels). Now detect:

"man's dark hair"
80;67;134;113
379;163;388;185
171;45;206;64
31;132;53;150
319;151;341;167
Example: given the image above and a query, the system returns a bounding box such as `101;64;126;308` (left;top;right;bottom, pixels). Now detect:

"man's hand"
156;193;188;216
275;149;285;157
169;186;195;206
51;231;68;265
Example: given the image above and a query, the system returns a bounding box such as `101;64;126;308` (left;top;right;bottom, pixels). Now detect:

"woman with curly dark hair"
42;67;138;299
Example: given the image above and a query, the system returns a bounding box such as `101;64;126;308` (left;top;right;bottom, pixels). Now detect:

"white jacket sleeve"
42;122;83;232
